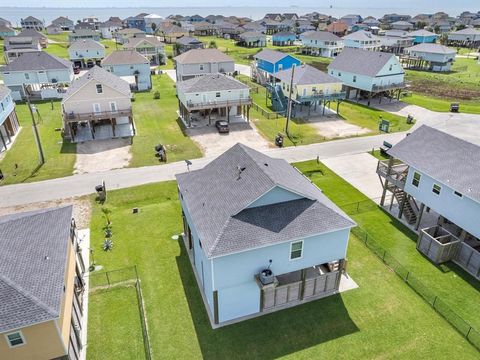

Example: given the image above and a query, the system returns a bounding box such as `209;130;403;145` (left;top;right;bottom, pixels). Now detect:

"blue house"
272;31;296;46
253;49;301;83
377;125;480;280
126;13;148;32
176;144;356;327
0;85;20;153
408;29;438;44
101;50;152;91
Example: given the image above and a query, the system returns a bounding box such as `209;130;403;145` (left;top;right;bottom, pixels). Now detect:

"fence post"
106;272;110;286
134;265;139;283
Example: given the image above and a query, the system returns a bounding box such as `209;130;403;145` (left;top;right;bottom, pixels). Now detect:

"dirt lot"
186;121;272;157
307;115;370;139
74;139;132;174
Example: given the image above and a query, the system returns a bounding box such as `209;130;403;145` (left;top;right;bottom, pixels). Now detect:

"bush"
153;91;160;99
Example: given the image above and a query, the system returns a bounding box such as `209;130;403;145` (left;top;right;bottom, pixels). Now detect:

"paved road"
0;132;405;208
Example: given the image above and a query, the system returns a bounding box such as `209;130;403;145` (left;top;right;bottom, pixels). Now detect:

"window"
199;64;204;71
215;92;221;98
199;239;202;248
93;103;101;113
412;172;421;187
338;72;341;76
110;102;117;111
96;84;103;94
24;73;30;80
353;75;357;83
432;184;441;195
389;64;393;71
290;240;303;260
5;331;25;348
454;191;463;198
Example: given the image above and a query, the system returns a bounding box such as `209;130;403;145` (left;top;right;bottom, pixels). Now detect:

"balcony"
185;97;252;111
63;108;132;122
376;159;408;189
372;82;406;92
296;91;347;103
417;225;461;264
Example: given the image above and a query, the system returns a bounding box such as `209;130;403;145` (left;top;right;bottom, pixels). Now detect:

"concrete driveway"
164;69;177;83
235;64;251;77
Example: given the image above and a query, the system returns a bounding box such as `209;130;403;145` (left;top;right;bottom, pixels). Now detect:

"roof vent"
237;165;246;179
264;163;268;167
44;256;50;261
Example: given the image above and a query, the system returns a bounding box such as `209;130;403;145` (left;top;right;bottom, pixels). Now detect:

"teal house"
409;29;438;44
272;31;296;46
252;49;301;83
0;25;16;39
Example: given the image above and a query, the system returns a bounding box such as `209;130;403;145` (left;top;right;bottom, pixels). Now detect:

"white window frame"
109;101;117;112
199;64;204;71
412;172;421;187
289;240;304;261
24;73;30;80
5;331;26;348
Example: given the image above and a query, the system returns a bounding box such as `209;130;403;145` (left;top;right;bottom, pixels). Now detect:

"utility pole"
24;85;45;165
285;64;296;136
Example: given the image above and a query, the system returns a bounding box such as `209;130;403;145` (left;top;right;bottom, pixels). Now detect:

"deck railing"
372;82;406;91
63;108;132;122
296;91;347;102
376;160;408;188
185;97;252;111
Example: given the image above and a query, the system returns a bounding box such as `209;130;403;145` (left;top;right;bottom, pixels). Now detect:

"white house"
0;85;20;153
300;31;344;58
68;39;106;69
1;51;74;101
144;14;164;34
123;37;165;65
176;143;355;326
99;20;123;39
447;27;480;46
101;50;152;91
176;74;252;126
343;30;382;51
403;43;456;72
327;48;405;104
173;48;235;81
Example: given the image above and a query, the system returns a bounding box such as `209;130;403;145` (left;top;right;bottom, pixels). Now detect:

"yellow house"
0;206;86;360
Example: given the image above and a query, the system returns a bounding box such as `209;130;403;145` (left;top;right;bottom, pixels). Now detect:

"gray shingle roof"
274;64;342;85
301;31;342;41
63;65;131;101
343;30;380;41
0;84;11;99
254;48;295;63
17;29;46;39
124;37;164;49
405;43;456;54
408;29;437;37
328;48;403;77
388;125;480;203
2;51;72;72
177;74;248;94
71;29;99;37
176;36;203;46
240;31;266;39
450;27;480;36
0;206;73;333
101;50;149;65
69;39;105;51
176;144;355;258
174;48;234;64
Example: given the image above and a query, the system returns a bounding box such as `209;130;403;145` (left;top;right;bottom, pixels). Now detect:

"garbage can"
95;183;106;201
275;133;284;147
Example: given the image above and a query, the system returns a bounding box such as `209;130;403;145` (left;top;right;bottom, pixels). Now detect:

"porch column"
398;192;407;219
0;126;7;150
414;203;425;231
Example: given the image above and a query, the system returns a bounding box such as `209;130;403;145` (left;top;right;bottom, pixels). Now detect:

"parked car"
73;67;81;74
215;120;229;133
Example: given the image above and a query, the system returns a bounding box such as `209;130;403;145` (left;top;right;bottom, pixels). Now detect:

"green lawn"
0;101;76;185
402;93;480;114
88;285;146;360
295;159;480;332
0;39;5;65
87;180;478;359
129;74;202;167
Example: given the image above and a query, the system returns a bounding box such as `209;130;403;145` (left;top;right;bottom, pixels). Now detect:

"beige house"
0;206;87;360
61;65;135;142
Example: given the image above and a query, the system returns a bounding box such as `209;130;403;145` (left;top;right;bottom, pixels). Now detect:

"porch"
0;110;21;153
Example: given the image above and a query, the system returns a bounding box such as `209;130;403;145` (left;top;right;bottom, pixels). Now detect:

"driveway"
164;69;177;83
186;121;271;157
235;63;251;77
74;138;132;174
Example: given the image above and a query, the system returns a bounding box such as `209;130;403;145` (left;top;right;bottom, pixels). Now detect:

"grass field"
0;101;76;185
402;93;480;114
296;159;480;332
86;180;479;359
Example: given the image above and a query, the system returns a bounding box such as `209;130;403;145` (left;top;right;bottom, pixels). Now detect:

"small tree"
209;40;217;49
151;22;157;34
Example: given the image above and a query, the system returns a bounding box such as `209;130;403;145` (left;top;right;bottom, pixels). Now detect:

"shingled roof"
69;39;105;51
328;48;403;77
176;74;248;93
2;51;72;72
0;84;11;99
343;30;380;41
0;206;73;333
301;30;342;41
101;50;149;65
405;43;456;54
388;125;480;203
274;64;342;85
176;144;355;258
174;48;234;64
254;48;297;64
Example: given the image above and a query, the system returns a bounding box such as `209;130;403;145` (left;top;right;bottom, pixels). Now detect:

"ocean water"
0;6;474;26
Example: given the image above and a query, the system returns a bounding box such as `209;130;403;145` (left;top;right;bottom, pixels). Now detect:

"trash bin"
275;133;284;147
95;183;106;201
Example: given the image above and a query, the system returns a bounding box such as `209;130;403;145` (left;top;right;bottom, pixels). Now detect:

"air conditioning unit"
259;268;274;285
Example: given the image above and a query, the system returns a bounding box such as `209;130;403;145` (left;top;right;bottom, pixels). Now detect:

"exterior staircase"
266;83;288;113
394;189;418;224
251;62;268;85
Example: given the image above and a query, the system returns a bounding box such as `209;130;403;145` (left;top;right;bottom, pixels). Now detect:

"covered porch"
0;110;20;153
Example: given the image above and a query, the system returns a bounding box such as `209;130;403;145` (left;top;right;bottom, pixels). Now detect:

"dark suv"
215;120;229;133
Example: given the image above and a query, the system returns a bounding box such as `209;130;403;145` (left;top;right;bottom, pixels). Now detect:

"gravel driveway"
74;138;132;174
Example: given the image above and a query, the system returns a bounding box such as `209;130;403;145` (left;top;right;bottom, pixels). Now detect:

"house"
1;51;74;101
381;14;411;24
176;74;251;126
434;21;452;33
46;24;63;35
114;28;146;45
363;17;380;27
218;23;245;40
186;14;206;23
327;48;405;104
403;43;456;72
51;16;74;30
126;13;148;32
408;29;438;44
124;37;165;65
379;34;414;55
99;20;123;39
144;14;164;34
376;126;480;280
17;29;48;48
340;14;362;26
283;13;299;21
0;17;12;28
74;22;95;31
2;36;41;64
237;31;267;48
20;16;44;31
326;21;348;36
0;206;87;359
264;13;283;22
270;64;346;116
173;48;235;81
69;29;101;43
242;21;266;33
391;21;414;31
82;15;100;30
296;20;315;34
448;27;480;46
68;40;106;69
0;85;20;153
300;31;344;58
179;21;195;33
158;24;189;44
174;36;205;55
343;30;382;51
61;66;134;142
101;50;152;91
176;143;355;326
0;25;17;39
272;31;296;46
252;49;301;84
194;22;218;36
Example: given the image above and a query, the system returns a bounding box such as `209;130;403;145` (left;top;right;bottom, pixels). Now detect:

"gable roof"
408;29;437;37
2;51;72;72
388;125;480;203
62;65;130;102
450;27;480;36
17;29;46;39
176;36;203;46
22;16;43;23
174;48;234;64
254;48;298;64
0;206;73;333
343;30;380;41
101;50;149;65
328;48;403;77
69;39;105;51
274;64;342;86
124;36;164;49
405;43;456;54
177;74;248;93
301;30;341;41
176;144;355;258
0;84;11;99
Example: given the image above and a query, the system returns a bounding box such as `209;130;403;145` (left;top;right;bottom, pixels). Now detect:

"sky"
1;0;478;9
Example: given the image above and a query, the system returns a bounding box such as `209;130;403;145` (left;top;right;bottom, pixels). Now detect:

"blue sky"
3;0;478;8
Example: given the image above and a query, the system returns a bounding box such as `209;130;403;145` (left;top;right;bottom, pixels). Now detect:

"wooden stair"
394;189;417;224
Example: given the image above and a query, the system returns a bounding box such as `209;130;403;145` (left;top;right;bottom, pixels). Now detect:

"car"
215;120;229;133
73;67;81;74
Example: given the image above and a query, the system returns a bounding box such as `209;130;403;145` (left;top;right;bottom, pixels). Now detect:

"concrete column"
414;203;425;231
